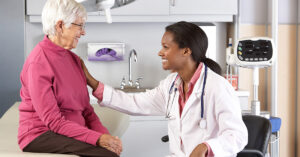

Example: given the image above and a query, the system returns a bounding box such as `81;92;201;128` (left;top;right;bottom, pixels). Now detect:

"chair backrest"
238;115;272;157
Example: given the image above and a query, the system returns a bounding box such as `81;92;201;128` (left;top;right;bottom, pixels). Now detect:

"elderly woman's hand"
97;134;123;156
80;58;99;91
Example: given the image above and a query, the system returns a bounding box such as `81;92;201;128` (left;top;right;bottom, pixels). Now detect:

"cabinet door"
109;0;169;15
121;120;169;157
26;0;47;15
170;0;237;15
27;0;169;16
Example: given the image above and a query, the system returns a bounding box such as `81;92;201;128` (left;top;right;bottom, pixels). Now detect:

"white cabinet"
170;0;237;15
26;0;237;22
26;0;169;15
26;0;169;16
109;0;169;15
120;117;169;157
235;90;250;110
26;0;47;15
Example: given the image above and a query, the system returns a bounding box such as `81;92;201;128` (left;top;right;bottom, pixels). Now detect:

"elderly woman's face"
60;17;85;50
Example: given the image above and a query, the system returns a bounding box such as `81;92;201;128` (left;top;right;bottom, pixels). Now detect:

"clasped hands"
97;134;123;156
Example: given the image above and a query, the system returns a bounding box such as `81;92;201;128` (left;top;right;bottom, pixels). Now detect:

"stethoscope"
165;64;208;129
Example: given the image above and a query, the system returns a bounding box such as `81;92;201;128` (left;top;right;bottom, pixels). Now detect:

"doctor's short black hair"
165;21;222;75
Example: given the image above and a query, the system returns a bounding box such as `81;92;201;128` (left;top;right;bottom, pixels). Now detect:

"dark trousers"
23;131;119;157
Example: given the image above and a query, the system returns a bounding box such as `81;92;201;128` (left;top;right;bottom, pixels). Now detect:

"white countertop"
90;89;250;104
235;90;250;97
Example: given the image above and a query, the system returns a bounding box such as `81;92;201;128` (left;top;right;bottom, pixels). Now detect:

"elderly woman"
18;0;121;156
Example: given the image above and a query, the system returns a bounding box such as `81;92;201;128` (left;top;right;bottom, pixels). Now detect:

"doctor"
81;21;248;157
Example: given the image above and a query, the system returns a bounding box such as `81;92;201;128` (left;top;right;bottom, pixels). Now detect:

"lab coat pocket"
168;117;178;132
168;117;182;154
168;117;180;141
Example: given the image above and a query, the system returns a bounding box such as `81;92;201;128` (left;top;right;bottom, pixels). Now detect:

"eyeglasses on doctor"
71;23;85;31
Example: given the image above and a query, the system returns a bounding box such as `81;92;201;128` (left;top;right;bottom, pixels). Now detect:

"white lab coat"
99;66;248;157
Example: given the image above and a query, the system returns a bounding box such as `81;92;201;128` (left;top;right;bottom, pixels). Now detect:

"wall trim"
295;0;299;156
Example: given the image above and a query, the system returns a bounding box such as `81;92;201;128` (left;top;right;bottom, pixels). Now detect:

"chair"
237;115;272;157
161;115;271;157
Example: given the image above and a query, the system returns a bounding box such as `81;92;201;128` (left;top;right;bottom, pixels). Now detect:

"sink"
116;87;148;93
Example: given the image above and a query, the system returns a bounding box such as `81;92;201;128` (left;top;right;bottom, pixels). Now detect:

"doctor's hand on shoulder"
97;134;123;156
190;143;208;157
80;58;99;91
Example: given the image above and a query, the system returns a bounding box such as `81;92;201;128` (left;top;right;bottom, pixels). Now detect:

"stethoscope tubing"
166;64;208;119
201;65;208;118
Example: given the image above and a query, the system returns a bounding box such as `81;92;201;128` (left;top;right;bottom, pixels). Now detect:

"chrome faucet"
128;49;137;86
120;49;143;89
135;77;143;89
120;76;126;89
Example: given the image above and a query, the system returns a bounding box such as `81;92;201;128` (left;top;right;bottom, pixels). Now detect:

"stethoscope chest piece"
199;119;207;129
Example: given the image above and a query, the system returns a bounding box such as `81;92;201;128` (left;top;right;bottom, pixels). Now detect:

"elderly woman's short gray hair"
42;0;87;36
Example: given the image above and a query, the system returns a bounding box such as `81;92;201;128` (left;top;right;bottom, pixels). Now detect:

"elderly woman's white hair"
42;0;87;36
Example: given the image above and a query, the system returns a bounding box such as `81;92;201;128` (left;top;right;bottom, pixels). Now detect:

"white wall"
240;0;298;24
25;22;227;90
0;0;24;118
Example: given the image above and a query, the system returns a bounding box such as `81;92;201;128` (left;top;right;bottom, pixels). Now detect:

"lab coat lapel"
174;93;181;127
168;76;182;126
181;66;206;119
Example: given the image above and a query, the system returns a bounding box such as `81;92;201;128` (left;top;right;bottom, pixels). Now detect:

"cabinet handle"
170;0;176;7
161;135;169;142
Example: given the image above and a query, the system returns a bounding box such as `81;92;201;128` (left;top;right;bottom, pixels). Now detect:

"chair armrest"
238;149;264;157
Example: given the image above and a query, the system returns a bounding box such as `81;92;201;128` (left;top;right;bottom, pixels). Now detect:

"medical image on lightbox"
87;43;125;61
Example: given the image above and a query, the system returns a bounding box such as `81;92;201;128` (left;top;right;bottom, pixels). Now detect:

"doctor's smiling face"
158;31;189;72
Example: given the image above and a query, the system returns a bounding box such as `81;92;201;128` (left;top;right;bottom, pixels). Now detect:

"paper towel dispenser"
87;43;125;61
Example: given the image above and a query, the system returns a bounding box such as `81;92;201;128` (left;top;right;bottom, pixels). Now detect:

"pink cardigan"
18;36;109;150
